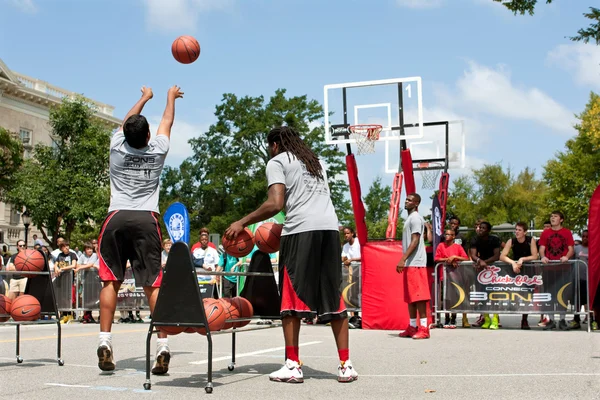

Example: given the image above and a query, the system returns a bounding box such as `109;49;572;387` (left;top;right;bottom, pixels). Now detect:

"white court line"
189;341;322;365
46;383;91;388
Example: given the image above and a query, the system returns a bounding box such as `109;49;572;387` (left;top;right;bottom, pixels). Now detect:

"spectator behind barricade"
499;222;539;330
218;246;242;298
73;246;83;259
435;229;470;329
570;229;589;330
341;227;361;266
538;211;574;331
41;246;53;278
161;239;172;269
191;227;217;251
423;219;434;267
33;234;44;247
50;237;66;262
470;221;501;330
76;242;99;324
536;220;553;327
6;240;28;301
2;245;11;266
191;232;221;283
449;216;468;253
55;241;78;324
91;238;98;253
0;247;5;295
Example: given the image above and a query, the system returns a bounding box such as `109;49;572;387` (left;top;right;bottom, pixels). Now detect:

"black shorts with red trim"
279;230;347;322
98;210;163;287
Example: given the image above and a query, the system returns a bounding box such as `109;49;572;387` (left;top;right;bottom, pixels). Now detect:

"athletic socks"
99;332;112;344
157;338;168;346
409;318;417;328
338;348;349;363
286;346;299;362
420;318;427;327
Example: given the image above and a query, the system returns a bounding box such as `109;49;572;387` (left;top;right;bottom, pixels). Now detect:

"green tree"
543;92;600;230
0;127;24;199
361;176;404;240
160;89;350;236
6;97;112;247
494;1;600;45
447;165;547;228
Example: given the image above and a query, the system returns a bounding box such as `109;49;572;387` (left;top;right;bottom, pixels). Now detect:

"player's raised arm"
157;85;184;140
120;86;153;131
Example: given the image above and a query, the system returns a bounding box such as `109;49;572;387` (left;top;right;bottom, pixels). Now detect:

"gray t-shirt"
402;211;427;267
108;130;169;213
266;152;338;235
574;244;588;281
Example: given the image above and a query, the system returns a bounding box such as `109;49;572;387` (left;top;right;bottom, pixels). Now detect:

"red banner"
588;184;600;310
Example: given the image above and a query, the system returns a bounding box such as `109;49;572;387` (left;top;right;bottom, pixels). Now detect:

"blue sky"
1;0;599;220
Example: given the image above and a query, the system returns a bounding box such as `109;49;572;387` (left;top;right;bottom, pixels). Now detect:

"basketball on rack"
218;298;241;330
230;296;253;328
171;35;201;64
14;249;45;277
197;298;227;335
10;295;41;321
0;294;12;322
158;324;185;335
254;222;283;253
221;228;254;258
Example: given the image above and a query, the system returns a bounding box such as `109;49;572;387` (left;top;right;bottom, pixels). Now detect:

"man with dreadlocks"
225;126;358;384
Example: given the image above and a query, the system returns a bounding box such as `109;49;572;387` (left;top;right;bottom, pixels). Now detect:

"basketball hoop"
416;162;443;190
349;124;382;155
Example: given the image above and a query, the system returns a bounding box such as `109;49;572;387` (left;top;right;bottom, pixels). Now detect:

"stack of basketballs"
0;249;46;323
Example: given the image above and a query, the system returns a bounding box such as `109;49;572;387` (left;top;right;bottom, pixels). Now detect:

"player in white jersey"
96;85;183;373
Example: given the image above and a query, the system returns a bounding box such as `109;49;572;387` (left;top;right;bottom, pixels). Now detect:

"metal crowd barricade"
53;271;74;313
341;261;361;312
75;268;103;315
434;260;591;332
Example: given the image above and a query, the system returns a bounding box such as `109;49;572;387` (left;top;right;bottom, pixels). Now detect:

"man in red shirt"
539;211;574;331
435;229;469;328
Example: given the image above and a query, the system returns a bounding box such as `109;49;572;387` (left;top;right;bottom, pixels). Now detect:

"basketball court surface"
1;317;598;399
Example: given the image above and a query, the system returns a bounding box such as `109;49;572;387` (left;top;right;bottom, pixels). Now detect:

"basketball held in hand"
222;228;254;258
171;35;201;64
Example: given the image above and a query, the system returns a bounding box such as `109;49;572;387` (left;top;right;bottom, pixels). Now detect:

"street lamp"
22;210;31;249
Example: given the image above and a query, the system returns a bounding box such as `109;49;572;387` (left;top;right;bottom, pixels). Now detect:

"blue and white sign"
163;202;190;243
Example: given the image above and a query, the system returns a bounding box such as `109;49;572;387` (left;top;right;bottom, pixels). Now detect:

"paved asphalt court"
1;315;599;399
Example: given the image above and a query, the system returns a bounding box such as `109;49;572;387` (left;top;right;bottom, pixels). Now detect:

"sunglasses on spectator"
18;244;26;248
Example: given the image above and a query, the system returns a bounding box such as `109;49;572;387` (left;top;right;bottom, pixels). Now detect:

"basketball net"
349;125;382;155
417;162;443;190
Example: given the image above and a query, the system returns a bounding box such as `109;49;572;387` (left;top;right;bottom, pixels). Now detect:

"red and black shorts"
279;230;347;322
98;210;163;287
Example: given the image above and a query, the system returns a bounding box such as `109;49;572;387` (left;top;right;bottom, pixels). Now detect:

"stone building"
0;57;121;251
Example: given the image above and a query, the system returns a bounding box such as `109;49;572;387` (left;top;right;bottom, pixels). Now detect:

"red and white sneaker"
538;317;550;327
269;359;303;383
412;326;430;340
337;360;358;382
399;325;418;338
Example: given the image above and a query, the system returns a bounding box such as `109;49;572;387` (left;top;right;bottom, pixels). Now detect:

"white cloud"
148;116;208;167
144;0;234;32
451;61;575;134
547;43;600;89
9;0;37;13
395;0;444;9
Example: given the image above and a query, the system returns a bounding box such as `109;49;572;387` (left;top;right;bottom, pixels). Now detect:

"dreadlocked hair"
267;126;324;180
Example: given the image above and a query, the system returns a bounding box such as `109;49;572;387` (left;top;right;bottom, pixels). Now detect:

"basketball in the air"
171;35;201;64
10;295;41;321
230;296;253;328
254;222;283;253
14;249;45;277
197;298;227;335
0;294;12;322
222;228;254;258
219;298;241;330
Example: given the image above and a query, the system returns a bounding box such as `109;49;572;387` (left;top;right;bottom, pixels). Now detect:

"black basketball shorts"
98;210;163;287
278;230;347;322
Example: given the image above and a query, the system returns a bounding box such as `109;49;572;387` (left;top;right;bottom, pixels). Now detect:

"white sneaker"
337;360;358;382
151;343;171;375
97;340;115;371
269;359;303;383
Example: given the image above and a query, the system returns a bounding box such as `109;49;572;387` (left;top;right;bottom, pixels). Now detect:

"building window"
20;128;32;146
10;208;20;225
0;231;4;244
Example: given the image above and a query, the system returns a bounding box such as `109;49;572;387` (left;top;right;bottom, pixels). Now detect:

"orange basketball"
14;249;46;277
255;222;283;253
158;325;186;335
10;295;40;321
218;298;240;330
221;228;254;258
0;294;11;322
197;298;227;335
171;35;200;64
230;296;253;328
